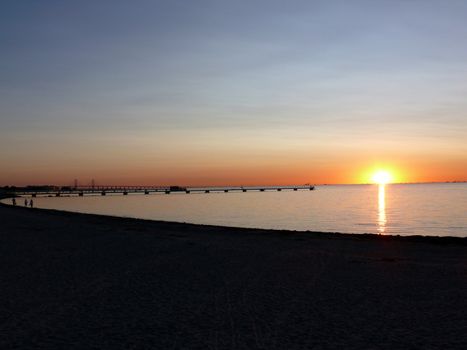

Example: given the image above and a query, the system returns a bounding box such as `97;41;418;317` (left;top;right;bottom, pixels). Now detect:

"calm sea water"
5;183;467;237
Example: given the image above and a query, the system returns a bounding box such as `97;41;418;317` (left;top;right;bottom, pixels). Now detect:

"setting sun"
371;170;393;185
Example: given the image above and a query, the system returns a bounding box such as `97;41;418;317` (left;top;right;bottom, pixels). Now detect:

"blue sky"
1;0;467;185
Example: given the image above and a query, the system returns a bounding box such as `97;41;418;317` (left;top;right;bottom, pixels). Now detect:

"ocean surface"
5;183;467;237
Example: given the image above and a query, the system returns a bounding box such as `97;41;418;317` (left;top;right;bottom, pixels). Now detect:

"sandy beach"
1;203;466;349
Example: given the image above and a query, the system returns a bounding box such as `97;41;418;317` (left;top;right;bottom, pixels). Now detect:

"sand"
0;203;466;349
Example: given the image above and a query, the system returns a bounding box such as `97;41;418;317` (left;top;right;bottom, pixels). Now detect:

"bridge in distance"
13;185;315;197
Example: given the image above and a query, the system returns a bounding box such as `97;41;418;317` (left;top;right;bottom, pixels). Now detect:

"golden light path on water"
378;184;387;234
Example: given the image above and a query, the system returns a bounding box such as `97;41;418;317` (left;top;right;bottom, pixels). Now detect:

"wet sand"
1;203;466;349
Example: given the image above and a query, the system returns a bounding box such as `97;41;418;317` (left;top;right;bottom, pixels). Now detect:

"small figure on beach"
12;198;16;206
24;199;28;207
29;199;34;208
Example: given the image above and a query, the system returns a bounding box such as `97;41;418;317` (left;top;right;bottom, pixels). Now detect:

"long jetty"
12;185;315;197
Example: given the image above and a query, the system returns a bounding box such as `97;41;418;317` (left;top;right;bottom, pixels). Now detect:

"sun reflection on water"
378;184;386;234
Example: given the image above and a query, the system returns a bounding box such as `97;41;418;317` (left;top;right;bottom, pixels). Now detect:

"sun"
371;170;393;185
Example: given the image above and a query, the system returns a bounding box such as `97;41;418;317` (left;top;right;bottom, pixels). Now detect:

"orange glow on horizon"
1;155;465;187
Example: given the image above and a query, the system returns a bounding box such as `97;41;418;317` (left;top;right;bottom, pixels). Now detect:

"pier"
11;185;315;197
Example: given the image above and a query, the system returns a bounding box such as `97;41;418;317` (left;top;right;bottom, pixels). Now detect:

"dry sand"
0;203;466;349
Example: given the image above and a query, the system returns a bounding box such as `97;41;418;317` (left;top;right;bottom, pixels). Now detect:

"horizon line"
2;180;466;188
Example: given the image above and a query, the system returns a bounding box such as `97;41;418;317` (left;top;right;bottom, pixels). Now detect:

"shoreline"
1;200;466;244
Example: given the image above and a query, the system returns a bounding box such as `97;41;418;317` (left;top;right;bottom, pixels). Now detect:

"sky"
1;0;467;186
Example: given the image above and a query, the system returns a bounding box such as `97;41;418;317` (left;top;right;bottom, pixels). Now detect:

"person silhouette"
30;199;34;208
24;199;28;207
12;198;16;206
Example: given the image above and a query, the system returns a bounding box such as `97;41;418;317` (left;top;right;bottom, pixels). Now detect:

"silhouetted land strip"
1;203;466;349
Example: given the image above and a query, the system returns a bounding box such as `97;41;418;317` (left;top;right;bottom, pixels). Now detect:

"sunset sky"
1;0;467;186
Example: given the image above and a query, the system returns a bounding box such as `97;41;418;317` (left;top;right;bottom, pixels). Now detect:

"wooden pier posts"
13;185;315;198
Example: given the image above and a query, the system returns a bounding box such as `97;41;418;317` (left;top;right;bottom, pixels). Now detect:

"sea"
5;183;467;237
